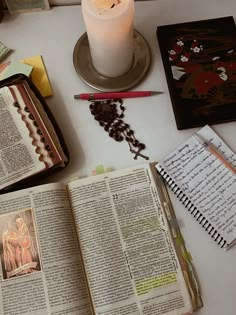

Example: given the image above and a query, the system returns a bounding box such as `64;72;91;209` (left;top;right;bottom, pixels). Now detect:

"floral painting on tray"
157;16;236;129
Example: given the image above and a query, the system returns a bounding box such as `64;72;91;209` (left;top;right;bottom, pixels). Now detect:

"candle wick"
110;3;115;8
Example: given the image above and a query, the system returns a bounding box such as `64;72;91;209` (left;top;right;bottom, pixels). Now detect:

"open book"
0;74;69;193
0;164;202;315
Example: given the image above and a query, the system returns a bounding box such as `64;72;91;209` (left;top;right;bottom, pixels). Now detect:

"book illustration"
0;61;33;81
5;0;50;14
0;208;41;280
157;16;236;129
20;55;53;98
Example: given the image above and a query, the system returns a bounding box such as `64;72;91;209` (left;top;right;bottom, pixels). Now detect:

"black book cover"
156;16;236;129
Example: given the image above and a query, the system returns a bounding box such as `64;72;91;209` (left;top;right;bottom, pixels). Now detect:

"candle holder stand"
73;29;151;92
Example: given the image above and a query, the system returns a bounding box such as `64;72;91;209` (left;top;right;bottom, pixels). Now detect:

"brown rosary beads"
89;98;149;160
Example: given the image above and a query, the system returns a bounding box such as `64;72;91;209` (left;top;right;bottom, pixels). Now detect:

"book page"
0;87;46;190
0;183;92;315
21;80;67;166
156;125;236;245
68;164;193;315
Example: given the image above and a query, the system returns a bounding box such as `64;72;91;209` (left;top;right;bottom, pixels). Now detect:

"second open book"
0;74;68;193
0;164;202;315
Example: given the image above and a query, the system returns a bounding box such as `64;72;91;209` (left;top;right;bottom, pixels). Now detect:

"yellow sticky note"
20;55;53;98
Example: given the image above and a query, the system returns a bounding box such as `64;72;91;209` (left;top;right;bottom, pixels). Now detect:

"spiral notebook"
156;125;236;249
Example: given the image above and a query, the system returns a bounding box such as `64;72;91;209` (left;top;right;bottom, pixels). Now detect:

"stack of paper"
0;55;53;98
21;55;53;97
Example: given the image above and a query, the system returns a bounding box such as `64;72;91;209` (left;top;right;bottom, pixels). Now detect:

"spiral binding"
157;166;228;249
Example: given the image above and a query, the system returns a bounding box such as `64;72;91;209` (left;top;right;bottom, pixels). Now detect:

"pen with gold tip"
74;91;163;100
194;133;236;174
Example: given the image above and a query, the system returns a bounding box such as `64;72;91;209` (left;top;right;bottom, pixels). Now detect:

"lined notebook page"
156;125;236;247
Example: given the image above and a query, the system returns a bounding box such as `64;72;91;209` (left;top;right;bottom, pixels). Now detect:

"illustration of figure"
15;217;33;271
2;229;19;272
1;210;41;279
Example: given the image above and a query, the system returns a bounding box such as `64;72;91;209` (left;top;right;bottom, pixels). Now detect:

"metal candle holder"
73;30;151;92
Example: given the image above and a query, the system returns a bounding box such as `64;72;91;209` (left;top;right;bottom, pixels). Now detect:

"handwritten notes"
156;125;236;246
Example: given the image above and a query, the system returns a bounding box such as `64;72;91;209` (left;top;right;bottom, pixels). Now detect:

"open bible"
0;163;202;315
0;74;69;193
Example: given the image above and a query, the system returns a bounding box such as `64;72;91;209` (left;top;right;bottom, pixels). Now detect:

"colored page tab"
20;55;53;97
92;165;112;175
3;61;33;78
0;62;11;80
96;165;105;174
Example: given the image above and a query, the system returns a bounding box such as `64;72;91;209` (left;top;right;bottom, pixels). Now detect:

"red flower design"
169;53;178;61
194;71;222;94
173;43;183;54
215;61;226;69
191;42;198;48
182;64;201;73
228;62;236;70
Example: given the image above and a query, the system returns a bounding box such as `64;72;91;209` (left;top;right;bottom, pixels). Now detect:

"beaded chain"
89;98;149;160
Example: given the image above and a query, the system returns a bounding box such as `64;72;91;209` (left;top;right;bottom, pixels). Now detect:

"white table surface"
1;1;236;314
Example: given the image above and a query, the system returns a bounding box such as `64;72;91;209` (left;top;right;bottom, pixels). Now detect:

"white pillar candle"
81;0;134;77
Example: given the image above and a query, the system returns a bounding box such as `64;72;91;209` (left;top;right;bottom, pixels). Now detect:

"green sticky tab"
182;251;192;261
4;61;33;78
176;234;184;245
96;165;105;174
